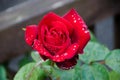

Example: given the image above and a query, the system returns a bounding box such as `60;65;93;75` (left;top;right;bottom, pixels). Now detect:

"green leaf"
50;63;109;80
90;31;97;42
50;60;83;80
105;49;120;73
51;67;75;80
80;63;109;80
109;71;120;80
0;65;7;80
14;62;46;80
74;66;81;80
80;64;95;80
31;51;42;62
79;42;110;64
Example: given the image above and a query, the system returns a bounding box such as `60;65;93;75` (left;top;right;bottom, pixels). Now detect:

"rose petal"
43;42;68;56
25;25;38;46
63;9;90;53
61;43;79;59
52;55;65;62
46;21;70;46
52;43;79;62
32;39;52;58
40;23;71;55
38;12;73;39
40;25;60;54
51;21;69;34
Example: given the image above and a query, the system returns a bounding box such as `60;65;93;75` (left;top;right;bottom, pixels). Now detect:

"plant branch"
99;60;105;64
89;60;106;65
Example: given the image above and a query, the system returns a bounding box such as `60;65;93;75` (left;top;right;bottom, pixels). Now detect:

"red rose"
25;9;90;69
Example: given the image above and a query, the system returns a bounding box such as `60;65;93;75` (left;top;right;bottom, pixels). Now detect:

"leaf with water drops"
79;41;110;64
105;49;120;73
80;63;109;80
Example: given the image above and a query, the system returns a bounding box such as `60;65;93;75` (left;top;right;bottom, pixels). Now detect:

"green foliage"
90;31;97;42
105;49;120;74
31;51;52;65
51;67;75;80
0;65;7;80
49;62;109;80
47;61;81;80
109;71;120;80
79;41;110;64
80;63;109;80
14;62;46;80
31;51;42;62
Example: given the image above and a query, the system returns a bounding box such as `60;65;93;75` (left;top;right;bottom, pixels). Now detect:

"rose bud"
25;9;90;70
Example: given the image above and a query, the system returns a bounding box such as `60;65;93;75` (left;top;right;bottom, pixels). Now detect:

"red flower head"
25;9;90;69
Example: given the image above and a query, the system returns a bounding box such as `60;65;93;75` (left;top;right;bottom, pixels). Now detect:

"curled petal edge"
25;25;38;46
63;9;90;53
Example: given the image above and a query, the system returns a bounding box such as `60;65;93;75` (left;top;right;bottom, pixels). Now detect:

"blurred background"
0;0;120;79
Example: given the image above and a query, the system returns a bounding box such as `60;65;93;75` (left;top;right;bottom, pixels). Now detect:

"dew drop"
78;18;80;20
74;45;77;48
82;28;85;31
56;55;59;58
64;53;68;56
73;48;75;51
74;20;76;23
43;52;46;55
26;38;29;41
85;31;88;33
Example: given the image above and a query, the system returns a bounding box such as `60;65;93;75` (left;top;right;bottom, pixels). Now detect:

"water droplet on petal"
74;45;77;48
78;18;80;20
73;48;75;50
56;55;59;58
26;38;29;41
74;20;76;23
43;52;46;55
85;31;88;33
64;53;68;56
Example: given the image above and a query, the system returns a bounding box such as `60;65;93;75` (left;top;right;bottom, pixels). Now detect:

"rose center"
40;21;70;55
45;29;66;46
